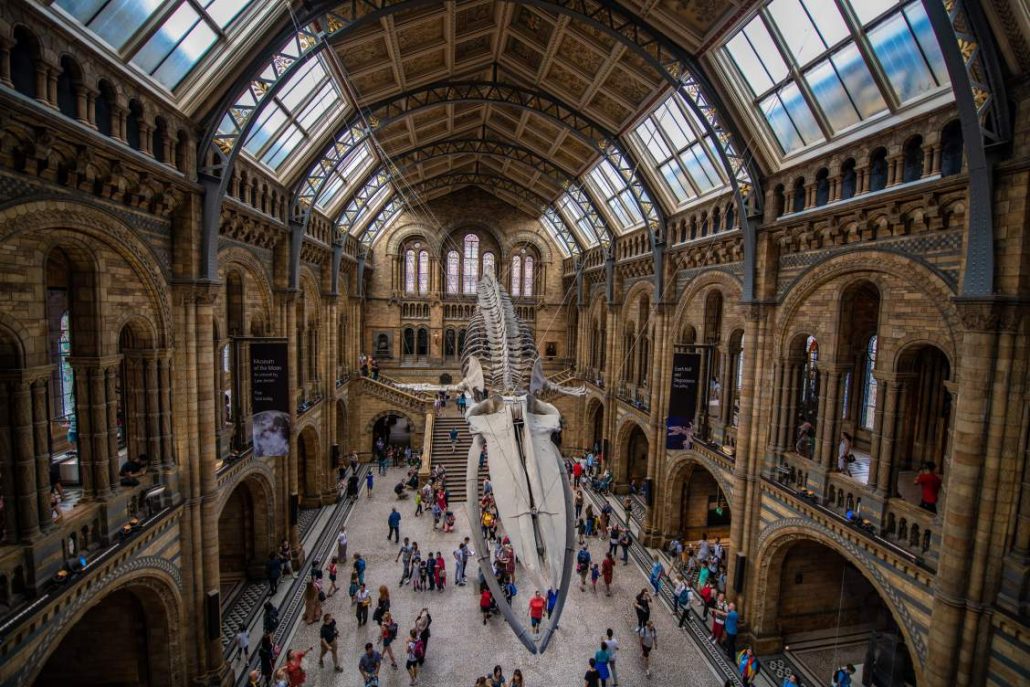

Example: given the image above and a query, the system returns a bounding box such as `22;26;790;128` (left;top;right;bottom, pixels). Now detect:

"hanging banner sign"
251;341;290;457
666;352;701;450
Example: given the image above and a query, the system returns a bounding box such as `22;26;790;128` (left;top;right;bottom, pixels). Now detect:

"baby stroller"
592;472;612;494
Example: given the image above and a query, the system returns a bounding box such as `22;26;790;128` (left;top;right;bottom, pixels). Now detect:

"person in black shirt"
119;454;147;486
584;657;601;687
319;613;343;672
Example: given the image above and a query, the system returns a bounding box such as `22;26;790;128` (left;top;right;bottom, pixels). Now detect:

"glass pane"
849;0;898;25
262;123;303;168
73;0;164;50
635;120;672;163
805;59;860;132
656;101;695;149
904;2;948;87
868;11;937;102
682;143;719;192
780;82;823;145
524;257;533;296
296;81;338;130
768;0;824;66
152;20;217;88
418;251;429;294
203;0;253;28
760;92;803;153
743;17;788;84
280;60;327;110
726;30;773;96
244;103;288;154
831;43;887;119
802;0;849;45
55;0;107;23
317;175;345;210
133;4;199;72
511;255;521;296
660;161;693;202
404;250;415;293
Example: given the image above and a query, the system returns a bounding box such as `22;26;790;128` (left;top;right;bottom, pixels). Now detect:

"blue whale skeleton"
404;273;584;653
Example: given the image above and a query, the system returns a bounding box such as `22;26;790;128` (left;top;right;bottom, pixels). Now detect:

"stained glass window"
446;251;460;294
404;250;416;294
58;311;75;420
55;0;258;89
722;0;946;156
511;256;522;296
462;235;479;294
418;250;429;295
523;257;534;297
482;252;495;279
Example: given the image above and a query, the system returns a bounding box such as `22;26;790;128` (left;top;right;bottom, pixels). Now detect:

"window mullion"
833;0;902;112
120;0;183;61
761;9;835;141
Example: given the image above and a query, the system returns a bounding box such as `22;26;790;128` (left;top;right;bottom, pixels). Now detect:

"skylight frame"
719;0;950;159
584;160;645;234
556;193;602;248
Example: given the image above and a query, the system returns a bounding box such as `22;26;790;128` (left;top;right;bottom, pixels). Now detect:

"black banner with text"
666;352;701;450
251;341;290;457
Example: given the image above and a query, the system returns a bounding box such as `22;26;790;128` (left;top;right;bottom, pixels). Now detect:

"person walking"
584;658;601;687
303;577;323;624
736;647;761;687
576;545;592;591
405;629;421;685
618;529;631;565
608;524;620;557
318;613;343;672
372;586;391;627
604;628;620;687
575;489;584;519
415;608;432;660
233;624;250;665
711;593;728;645
449;426;459;453
366;470;374;497
259;631;276;684
355;583;371;626
546;587;558;620
677;585;694;628
266;551;283;594
327;557;339;597
263;601;280;634
595;641;612;687
285;647;313;687
633;589;651;631
397;538;414;585
358;642;383;685
434;551;446;591
387;508;401;543
638;620;657;678
354;553;367;585
601;553;614;596
378;610;399;669
648;558;664;594
529;590;546;634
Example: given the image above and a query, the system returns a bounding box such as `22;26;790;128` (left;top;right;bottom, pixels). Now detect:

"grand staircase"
430;414;488;502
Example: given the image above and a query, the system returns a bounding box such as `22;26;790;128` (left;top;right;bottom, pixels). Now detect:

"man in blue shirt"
724;602;739;659
387;508;401;543
358;642;382;683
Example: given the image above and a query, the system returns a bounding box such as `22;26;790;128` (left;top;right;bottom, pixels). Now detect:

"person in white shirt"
337;527;348;563
604;628;620;686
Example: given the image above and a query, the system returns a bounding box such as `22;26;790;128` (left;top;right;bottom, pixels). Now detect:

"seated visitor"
119;455;147;486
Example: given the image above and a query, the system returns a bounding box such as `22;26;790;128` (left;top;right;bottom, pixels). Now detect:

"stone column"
33;63;49;107
73;368;94;499
0;38;13;87
818;368;842;471
32;377;53;532
774;361;794;451
813;370;830;465
145;357;161;468
158;355;174;469
866;375;887;489
90;366;111;496
11;380;40;540
286;293;302;559
195;287;225;678
876;380;901;494
642;303;670;542
106;365;120;490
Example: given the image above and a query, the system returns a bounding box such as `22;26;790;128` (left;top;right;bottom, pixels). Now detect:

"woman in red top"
480;588;494;624
528;590;546;634
285;647;312;686
601;553;615;596
914;462;942;513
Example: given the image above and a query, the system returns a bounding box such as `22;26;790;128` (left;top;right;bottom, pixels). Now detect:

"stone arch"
384;222;436;255
297;423;322;502
335;399;348;453
776;251;960;360
502;230;554;263
752;522;927;682
217;246;274;332
585;398;606;452
614;416;650;486
663;457;733;543
672;269;742;326
0;201;173;353
23;561;185;686
0;315;29;369
365;409;416;435
218;470;276;581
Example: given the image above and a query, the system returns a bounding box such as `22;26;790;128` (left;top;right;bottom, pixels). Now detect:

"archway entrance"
372;413;411;453
676;464;731;543
760;538;916;687
35;585;174;686
623;424;648;486
589;402;605;453
218;477;271;591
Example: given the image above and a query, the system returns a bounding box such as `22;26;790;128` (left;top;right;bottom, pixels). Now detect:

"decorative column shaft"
73;369;94;498
819;369;842;470
866;376;887;489
12;381;40;539
876;381;901;493
813;370;830;466
91;366;111;496
31;379;52;531
105;366;119;490
146;357;161;467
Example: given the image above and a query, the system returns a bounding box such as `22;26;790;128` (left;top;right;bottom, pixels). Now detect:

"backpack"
388;622;398;640
413;640;425;660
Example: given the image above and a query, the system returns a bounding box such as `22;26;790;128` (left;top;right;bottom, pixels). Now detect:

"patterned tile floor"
274;467;725;687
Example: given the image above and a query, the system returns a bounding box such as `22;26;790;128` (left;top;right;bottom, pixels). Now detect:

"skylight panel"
539;211;576;257
347;184;392;235
767;0;848;67
586;161;642;233
557;193;600;246
55;0;259;90
316;143;375;212
868;3;948;102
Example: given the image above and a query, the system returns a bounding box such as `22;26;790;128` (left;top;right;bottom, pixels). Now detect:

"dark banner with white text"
666;352;701;450
251;342;290;457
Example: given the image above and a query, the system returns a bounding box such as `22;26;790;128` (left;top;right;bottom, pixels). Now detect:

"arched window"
446;251;460;294
445;329;456;357
126;100;143;151
902;136;924;183
815;169;830;207
463;235;480;293
402;328;415;356
869;148;888;192
58;311;75;419
11;28;38;99
458;329;467;354
799;336;820;428
418;250;429;295
95;81;114;138
792;177;806;213
511;255;522;296
153;117;168;163
840;159;857;200
404;249;416;294
773;184;785;217
860;335;878;430
523;257;534;296
940;120;963;176
57;56;80;118
482;251;495;278
416;328;428;356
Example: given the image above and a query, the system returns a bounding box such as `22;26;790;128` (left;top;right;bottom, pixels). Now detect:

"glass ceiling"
585;160;643;233
631;91;727;208
55;0;258;89
723;0;948;155
539;210;576;258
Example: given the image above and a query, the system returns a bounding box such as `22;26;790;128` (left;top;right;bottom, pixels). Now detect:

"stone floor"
277;467;725;687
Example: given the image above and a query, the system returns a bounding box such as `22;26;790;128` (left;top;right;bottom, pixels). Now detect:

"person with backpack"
576;545;592;591
832;664;856;687
415;608;432;660
638;620;657;678
736;647;761;686
387;508;401;543
618;529;631;565
354;553;367;585
405;629;422;685
449;427;459;453
378;610;399;669
318;613;343;673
